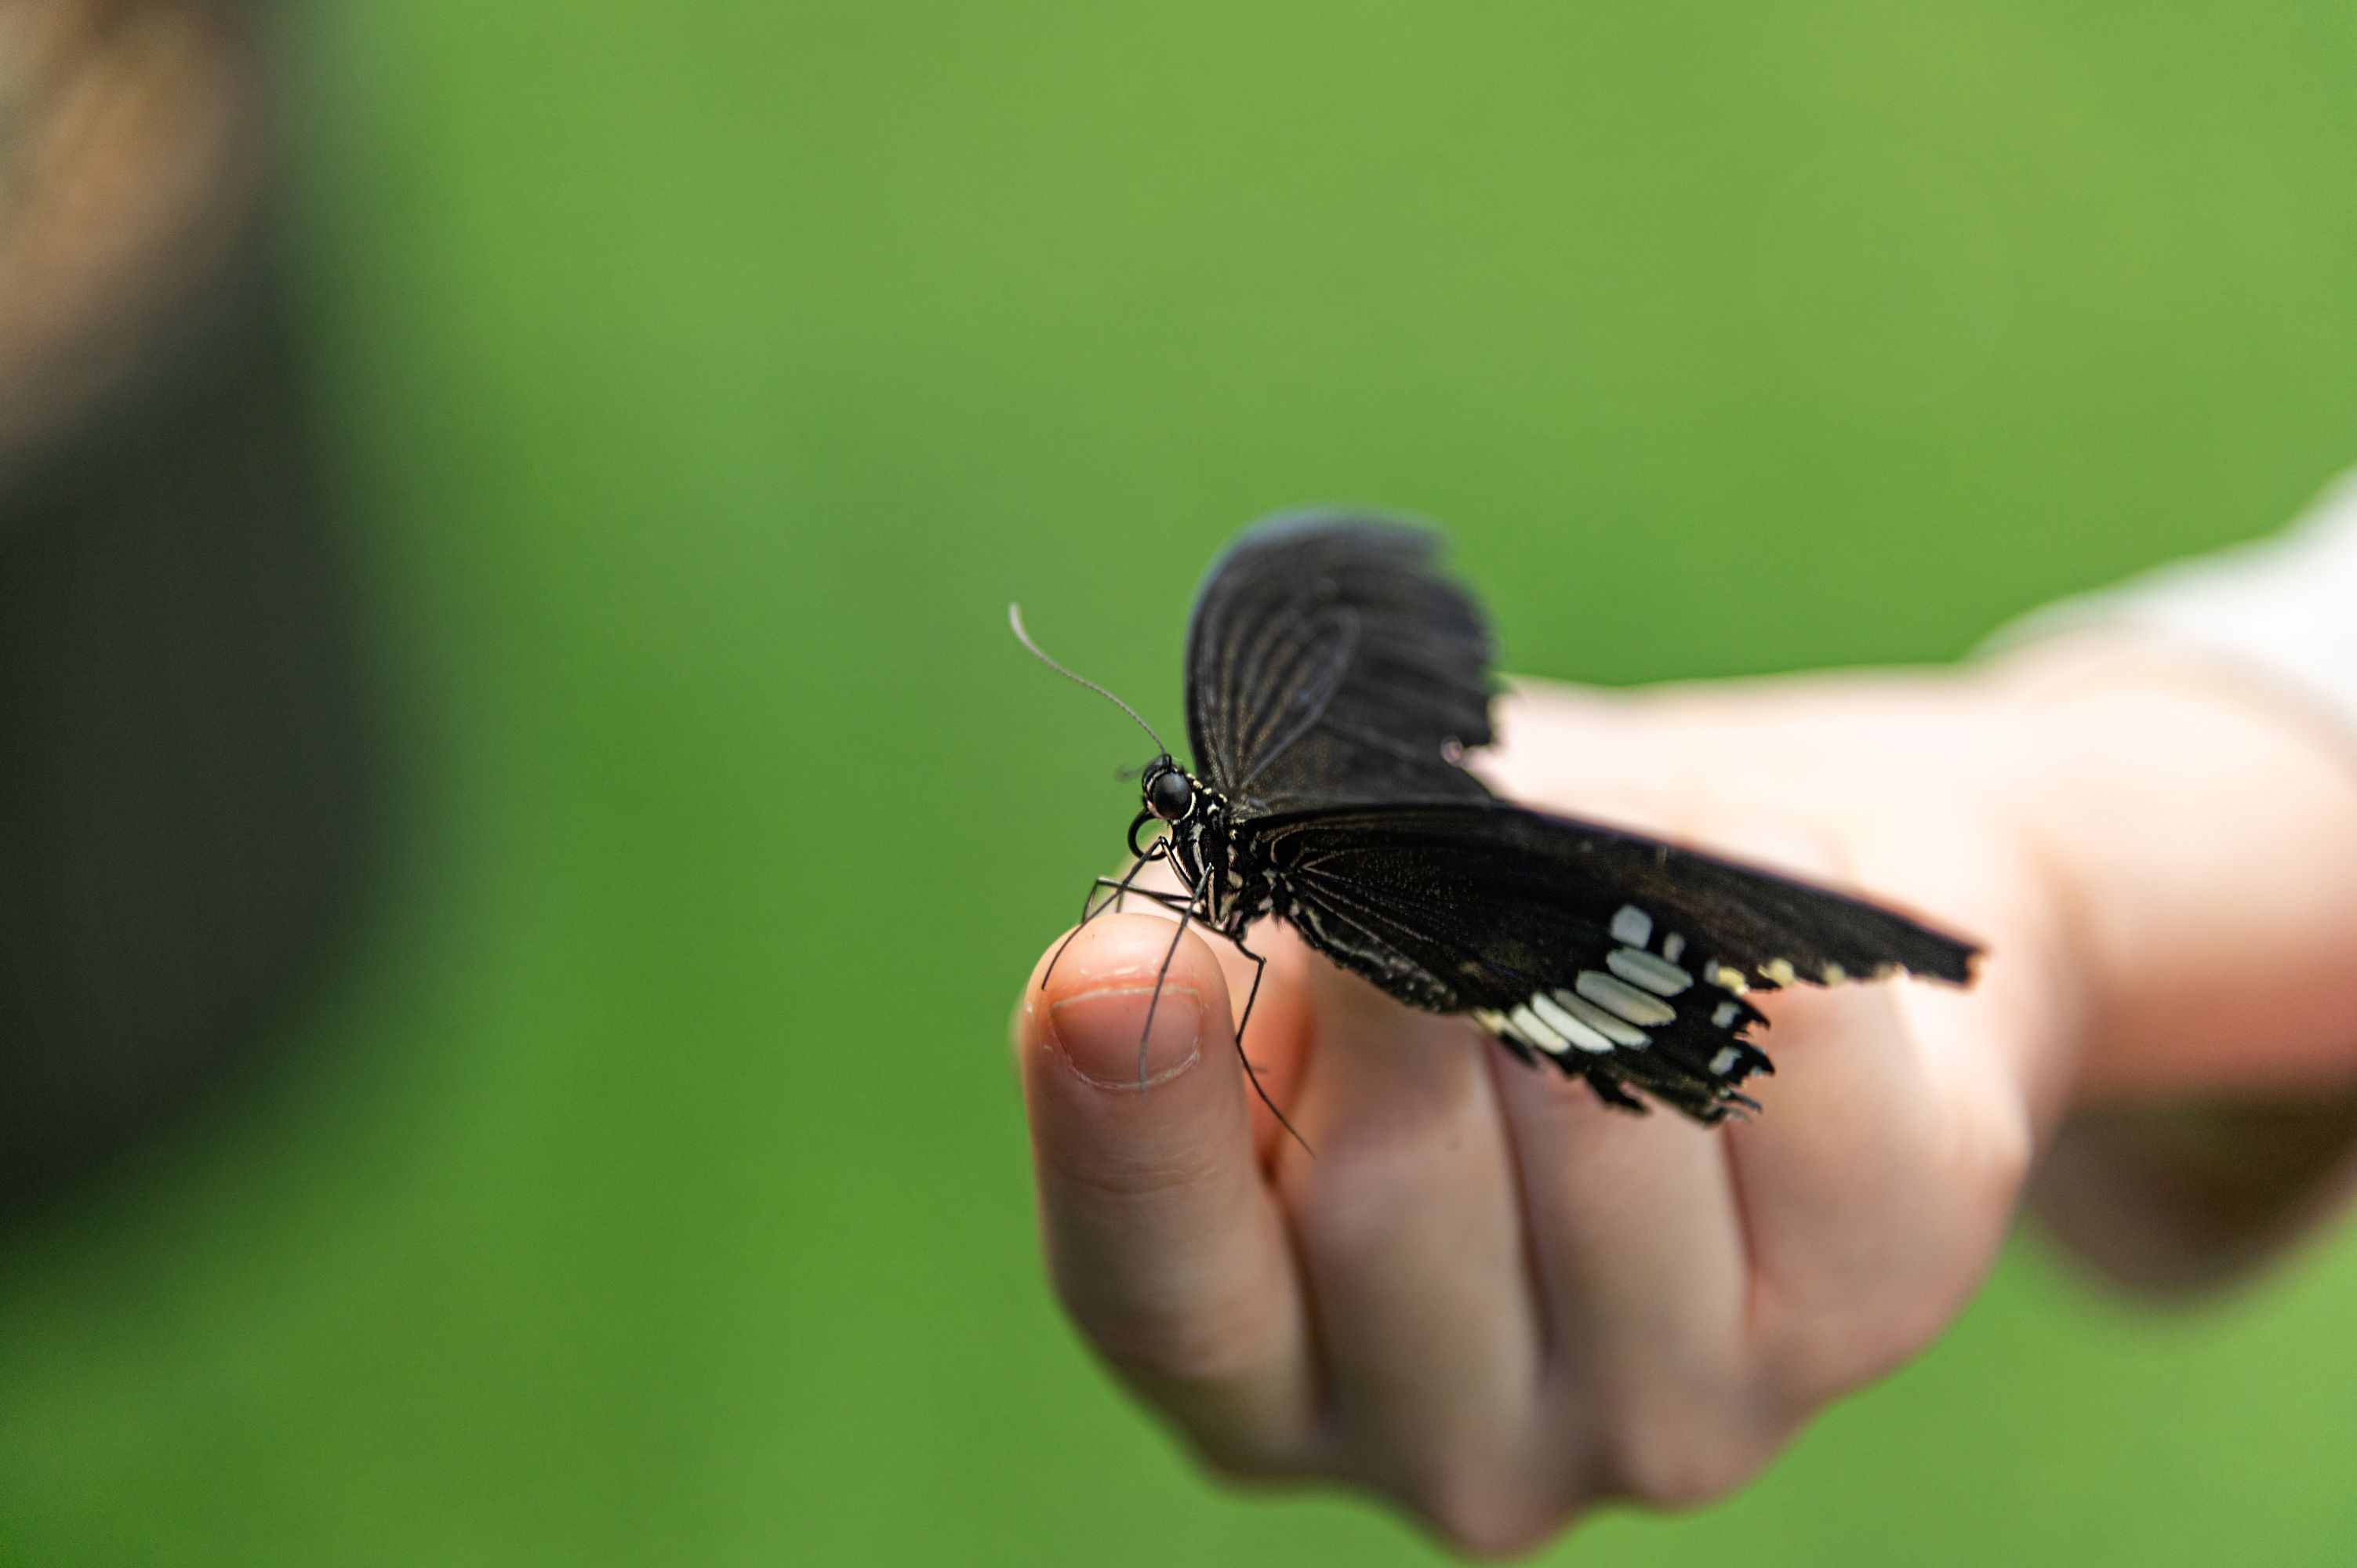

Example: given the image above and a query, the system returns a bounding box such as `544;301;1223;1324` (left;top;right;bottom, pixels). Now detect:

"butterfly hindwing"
1183;512;1496;818
1246;800;1977;1120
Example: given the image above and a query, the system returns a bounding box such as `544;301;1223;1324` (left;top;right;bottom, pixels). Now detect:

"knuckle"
1597;1403;1770;1512
1400;1471;1567;1561
1761;1254;1982;1403
1760;1270;1950;1400
1182;1420;1320;1492
1785;1308;1931;1399
1766;1094;2036;1401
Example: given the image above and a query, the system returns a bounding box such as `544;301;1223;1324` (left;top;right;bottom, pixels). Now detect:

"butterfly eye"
1146;767;1194;822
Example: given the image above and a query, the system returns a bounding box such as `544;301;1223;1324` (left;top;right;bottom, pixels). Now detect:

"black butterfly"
1018;511;1977;1137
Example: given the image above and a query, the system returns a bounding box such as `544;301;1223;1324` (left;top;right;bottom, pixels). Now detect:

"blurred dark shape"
0;0;382;1217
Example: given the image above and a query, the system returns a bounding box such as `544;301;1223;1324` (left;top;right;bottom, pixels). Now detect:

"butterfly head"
1141;757;1197;823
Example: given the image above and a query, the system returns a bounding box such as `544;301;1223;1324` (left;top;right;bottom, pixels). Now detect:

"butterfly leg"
1041;848;1168;989
1109;887;1195;913
1215;932;1313;1157
1231;937;1267;1049
1095;846;1171;916
1091;867;1139;920
1135;887;1210;1090
1086;875;1193;921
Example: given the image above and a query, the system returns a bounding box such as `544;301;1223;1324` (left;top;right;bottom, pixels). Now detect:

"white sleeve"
1994;470;2357;740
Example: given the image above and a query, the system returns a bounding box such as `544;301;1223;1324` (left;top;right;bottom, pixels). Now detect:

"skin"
1011;633;2357;1557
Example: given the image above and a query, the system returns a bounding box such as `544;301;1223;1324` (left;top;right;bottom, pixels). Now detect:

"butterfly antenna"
1008;604;1171;758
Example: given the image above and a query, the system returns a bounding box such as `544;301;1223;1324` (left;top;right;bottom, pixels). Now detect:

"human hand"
1011;641;2357;1555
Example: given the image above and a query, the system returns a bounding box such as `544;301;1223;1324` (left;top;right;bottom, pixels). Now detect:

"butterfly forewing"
1184;513;1496;818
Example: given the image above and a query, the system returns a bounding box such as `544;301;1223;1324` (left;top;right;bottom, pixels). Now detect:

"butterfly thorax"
1142;762;1277;937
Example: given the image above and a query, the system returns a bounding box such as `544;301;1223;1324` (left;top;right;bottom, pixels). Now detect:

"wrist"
1983;633;2357;1103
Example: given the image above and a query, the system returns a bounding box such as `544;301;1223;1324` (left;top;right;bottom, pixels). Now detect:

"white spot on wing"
1476;1007;1542;1052
1551;986;1649;1048
1709;1045;1741;1076
1607;947;1694;996
1662;932;1686;962
1610;905;1654;947
1577;970;1677;1027
1712;1000;1740;1029
1761;957;1798;987
1510;1004;1571;1054
1531;991;1613;1053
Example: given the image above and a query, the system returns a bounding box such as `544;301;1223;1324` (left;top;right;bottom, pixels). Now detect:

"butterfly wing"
1246;801;1978;1121
1183;511;1496;818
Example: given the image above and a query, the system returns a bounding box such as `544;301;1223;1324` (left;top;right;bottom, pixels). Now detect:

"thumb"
1017;912;1255;1201
1013;915;1318;1462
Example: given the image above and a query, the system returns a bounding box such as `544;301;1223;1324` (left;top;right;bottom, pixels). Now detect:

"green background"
8;2;2357;1562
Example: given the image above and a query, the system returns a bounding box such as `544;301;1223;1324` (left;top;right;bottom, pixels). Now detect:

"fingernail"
1047;984;1202;1091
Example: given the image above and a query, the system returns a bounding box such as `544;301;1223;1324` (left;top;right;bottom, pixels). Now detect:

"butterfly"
1016;510;1977;1138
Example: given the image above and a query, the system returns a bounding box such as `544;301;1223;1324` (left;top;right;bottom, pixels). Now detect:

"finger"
1488;1050;1766;1504
1016;914;1317;1472
1276;960;1551;1524
1482;690;1785;1483
1710;812;2028;1401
